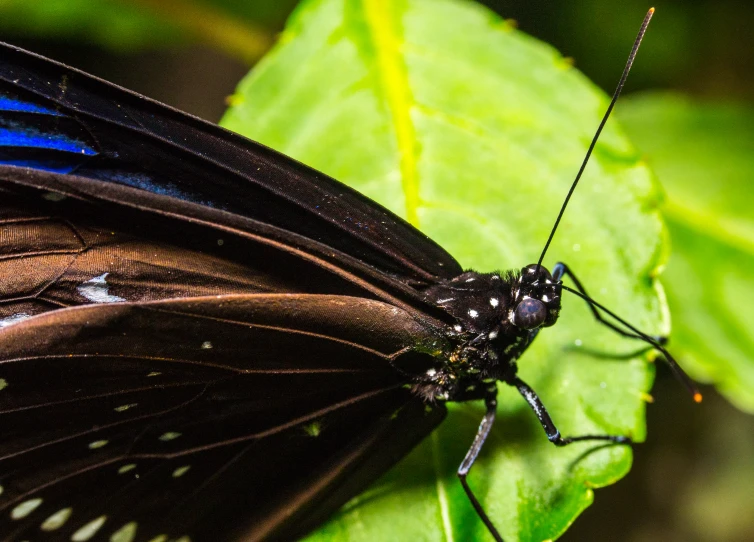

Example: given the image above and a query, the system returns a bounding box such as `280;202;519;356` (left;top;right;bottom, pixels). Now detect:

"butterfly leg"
566;343;658;361
552;262;667;345
512;376;632;446
554;263;701;400
457;385;505;542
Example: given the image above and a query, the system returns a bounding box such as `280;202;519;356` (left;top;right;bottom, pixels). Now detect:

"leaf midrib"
361;0;421;226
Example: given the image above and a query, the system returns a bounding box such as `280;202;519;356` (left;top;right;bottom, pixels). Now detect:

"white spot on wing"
110;521;137;542
201;341;213;349
489;298;499;308
114;404;137;412
468;309;478;318
41;507;72;531
77;273;126;304
88;440;108;449
11;498;42;519
159;432;182;442
172;466;191;478
117;464;136;475
0;313;32;328
146;371;161;377
488;330;498;339
148;536;168;542
71;515;107;541
302;421;321;437
43;191;67;202
0;379;7;391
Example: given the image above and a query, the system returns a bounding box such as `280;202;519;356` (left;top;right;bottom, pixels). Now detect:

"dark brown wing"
0;42;463;284
0;170;456;327
0;41;459;542
0;295;447;541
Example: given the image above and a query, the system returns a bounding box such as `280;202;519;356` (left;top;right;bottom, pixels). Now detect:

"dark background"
2;1;751;540
11;0;754;120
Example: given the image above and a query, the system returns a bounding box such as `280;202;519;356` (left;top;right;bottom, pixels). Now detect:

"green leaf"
0;0;278;63
618;92;754;413
221;0;664;540
0;0;184;50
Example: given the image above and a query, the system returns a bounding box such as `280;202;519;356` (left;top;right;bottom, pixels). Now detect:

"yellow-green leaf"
222;0;666;540
619;92;754;413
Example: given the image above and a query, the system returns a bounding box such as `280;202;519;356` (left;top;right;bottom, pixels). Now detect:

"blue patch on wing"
0;95;63;116
0;88;217;208
0;127;97;155
93;169;214;207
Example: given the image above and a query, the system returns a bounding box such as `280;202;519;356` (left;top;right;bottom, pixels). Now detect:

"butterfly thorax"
415;265;562;402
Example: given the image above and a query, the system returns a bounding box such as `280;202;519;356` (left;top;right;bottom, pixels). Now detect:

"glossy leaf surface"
222;0;665;540
619;92;754;413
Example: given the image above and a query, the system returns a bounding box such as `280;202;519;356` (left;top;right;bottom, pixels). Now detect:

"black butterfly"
0;8;698;542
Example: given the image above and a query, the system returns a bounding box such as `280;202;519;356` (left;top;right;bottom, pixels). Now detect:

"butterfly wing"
0;42;463;286
0;295;447;541
0;174;418;318
0;41;459;541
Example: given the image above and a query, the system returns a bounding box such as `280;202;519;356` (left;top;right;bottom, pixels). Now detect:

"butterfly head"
510;264;561;330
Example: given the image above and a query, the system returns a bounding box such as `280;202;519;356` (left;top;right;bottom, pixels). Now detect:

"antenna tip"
639;392;655;404
649;7;655;13
693;392;703;403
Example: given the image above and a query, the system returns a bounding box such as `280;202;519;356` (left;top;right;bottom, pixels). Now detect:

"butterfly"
0;7;698;542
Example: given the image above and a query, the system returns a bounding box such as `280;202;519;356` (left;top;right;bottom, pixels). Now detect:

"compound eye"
513;298;547;329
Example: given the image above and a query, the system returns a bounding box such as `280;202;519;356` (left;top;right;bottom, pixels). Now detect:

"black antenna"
562;284;703;402
537;8;655;269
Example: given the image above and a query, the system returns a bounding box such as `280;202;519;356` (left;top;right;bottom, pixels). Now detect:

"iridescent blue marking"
0;96;63;116
0;127;96;155
95;169;215;207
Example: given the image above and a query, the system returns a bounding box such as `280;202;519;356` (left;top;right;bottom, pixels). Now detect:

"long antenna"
562;284;703;402
537;8;655;268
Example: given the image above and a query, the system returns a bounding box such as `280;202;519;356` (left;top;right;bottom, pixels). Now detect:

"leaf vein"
432;432;455;542
362;0;421;226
